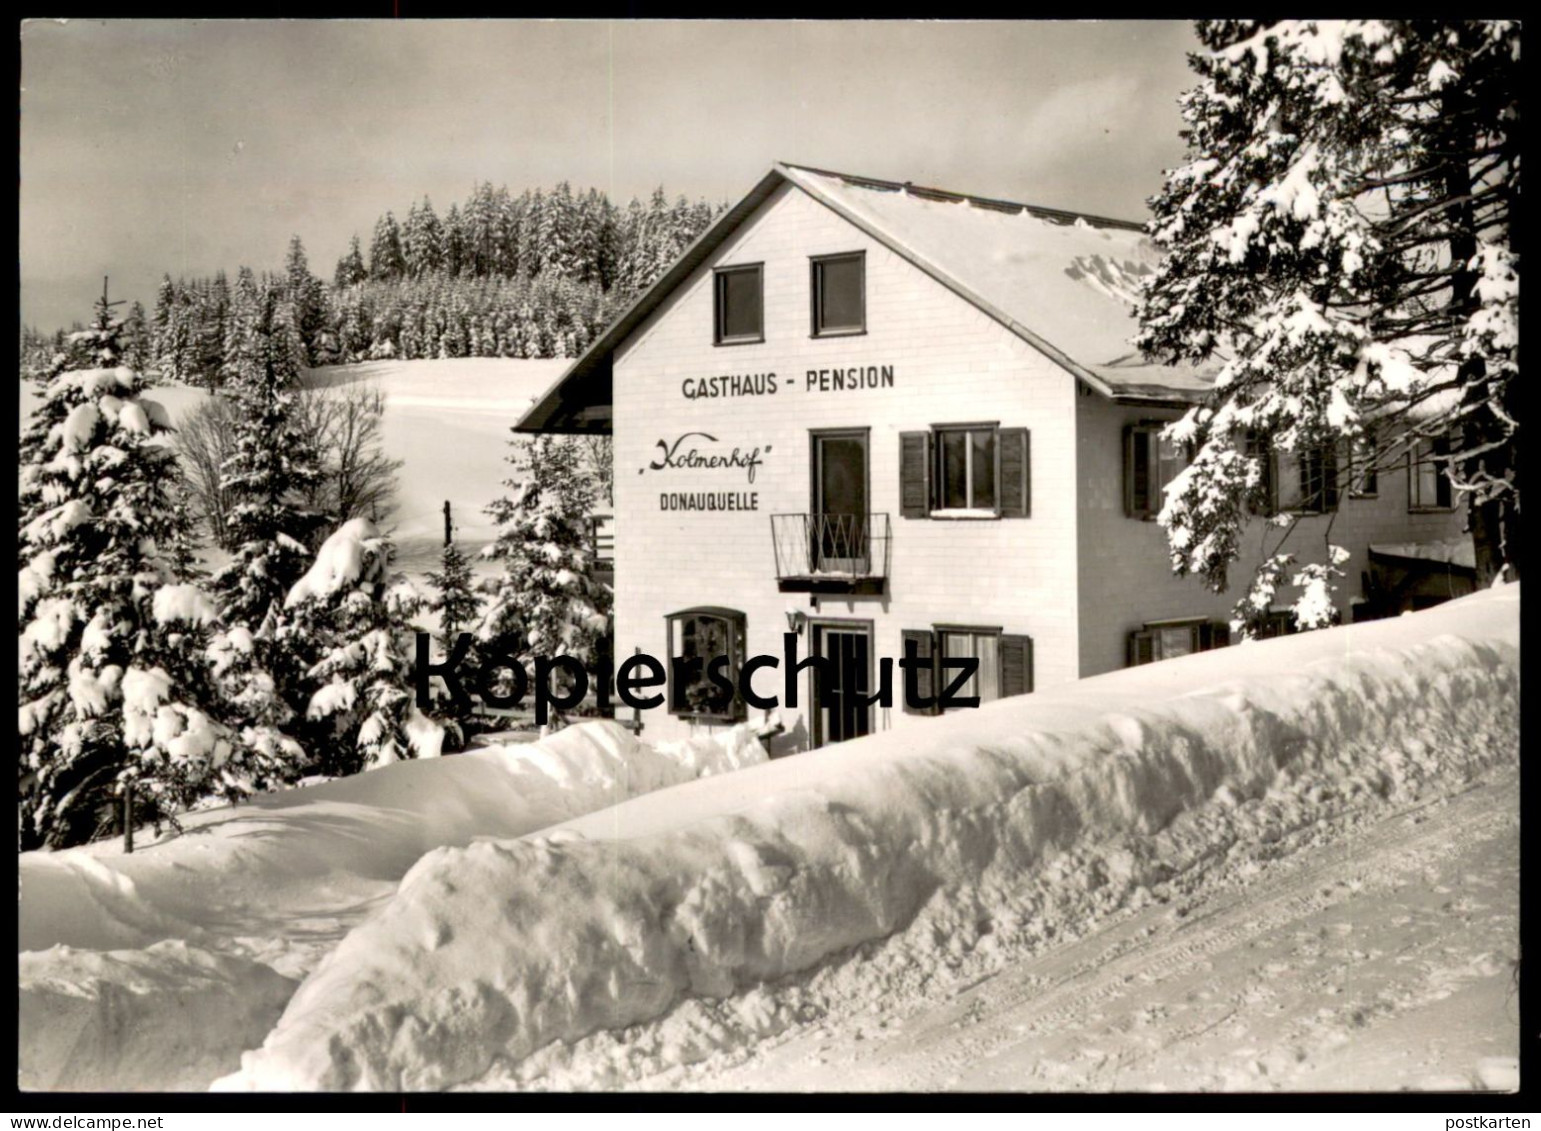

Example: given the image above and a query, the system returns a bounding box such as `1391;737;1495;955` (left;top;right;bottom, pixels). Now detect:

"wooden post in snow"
123;785;134;854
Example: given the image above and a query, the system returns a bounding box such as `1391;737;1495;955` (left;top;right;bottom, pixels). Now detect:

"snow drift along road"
224;584;1518;1091
19;721;766;1091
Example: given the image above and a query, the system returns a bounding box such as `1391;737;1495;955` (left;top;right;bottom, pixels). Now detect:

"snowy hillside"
195;583;1517;1093
300;359;570;567
18;357;572;575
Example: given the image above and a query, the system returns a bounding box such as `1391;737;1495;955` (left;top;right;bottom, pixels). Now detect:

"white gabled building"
517;163;1468;751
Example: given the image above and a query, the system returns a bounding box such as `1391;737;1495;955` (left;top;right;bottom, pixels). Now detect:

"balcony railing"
770;512;890;595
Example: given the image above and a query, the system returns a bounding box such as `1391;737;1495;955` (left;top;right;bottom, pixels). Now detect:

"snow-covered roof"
516;163;1217;434
778;166;1216;402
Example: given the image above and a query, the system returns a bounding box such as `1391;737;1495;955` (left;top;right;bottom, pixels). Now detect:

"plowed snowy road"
684;765;1519;1093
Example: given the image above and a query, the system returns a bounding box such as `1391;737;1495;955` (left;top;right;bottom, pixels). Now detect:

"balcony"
770;512;890;595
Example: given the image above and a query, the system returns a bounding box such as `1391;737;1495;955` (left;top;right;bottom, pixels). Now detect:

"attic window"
714;264;763;345
811;252;865;337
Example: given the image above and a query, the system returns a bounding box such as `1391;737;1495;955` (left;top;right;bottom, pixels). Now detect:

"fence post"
123;784;134;854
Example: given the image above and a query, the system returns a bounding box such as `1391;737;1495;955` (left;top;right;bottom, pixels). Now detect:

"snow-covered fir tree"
403;197;445;279
18;295;286;849
441;204;466;278
479;435;611;716
211;274;324;723
151;274;191;384
1136;19;1520;635
283;519;439;775
283;235;326;367
426;505;481;647
333;235;368;290
193;273;230;388
368;211;407;281
121;301;151;374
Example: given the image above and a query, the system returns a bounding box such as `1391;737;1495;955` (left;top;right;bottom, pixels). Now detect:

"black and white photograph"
16;18;1522;1099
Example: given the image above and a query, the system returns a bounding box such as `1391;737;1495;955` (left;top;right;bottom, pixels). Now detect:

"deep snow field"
299;358;571;574
17;583;1519;1093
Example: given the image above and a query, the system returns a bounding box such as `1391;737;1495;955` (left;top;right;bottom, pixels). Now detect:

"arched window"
665;607;747;722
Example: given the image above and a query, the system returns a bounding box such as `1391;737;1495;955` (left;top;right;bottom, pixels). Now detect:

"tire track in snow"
918;773;1517;1092
686;766;1516;1093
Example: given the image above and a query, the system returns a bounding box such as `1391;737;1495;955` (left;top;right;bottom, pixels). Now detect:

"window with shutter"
1409;436;1454;511
901;628;937;715
1244;431;1278;516
1286;444;1340;513
1128;618;1231;667
1321;444;1340;511
898;432;931;519
1198;621;1231;650
912;625;1029;709
909;423;1030;519
1125;423;1187;519
1348;431;1379;498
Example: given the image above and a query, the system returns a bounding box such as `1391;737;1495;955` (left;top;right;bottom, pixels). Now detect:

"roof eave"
1107;388;1210;408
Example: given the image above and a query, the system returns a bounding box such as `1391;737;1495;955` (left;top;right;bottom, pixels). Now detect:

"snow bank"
21;721;766;965
20;942;297;1092
19;721;767;1091
224;585;1518;1091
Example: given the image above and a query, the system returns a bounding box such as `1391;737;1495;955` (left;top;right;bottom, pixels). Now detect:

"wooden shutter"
1126;629;1156;667
901;628;938;715
1321;443;1340;511
1433;436;1452;507
999;634;1034;697
1358;430;1379;496
999;428;1030;517
899;432;931;518
1124;426;1150;517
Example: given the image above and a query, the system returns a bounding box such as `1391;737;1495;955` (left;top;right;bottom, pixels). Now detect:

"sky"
19;19;1204;330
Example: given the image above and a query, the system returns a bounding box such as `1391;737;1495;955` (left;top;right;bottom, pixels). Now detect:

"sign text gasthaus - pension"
678;365;895;400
